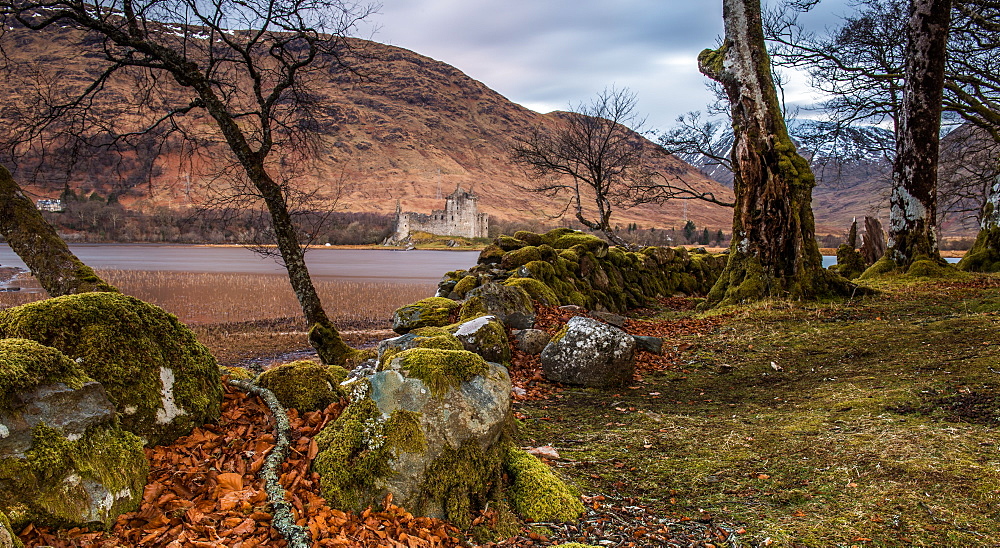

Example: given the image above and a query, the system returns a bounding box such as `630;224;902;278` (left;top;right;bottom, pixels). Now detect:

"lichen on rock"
387;348;490;397
0;292;223;445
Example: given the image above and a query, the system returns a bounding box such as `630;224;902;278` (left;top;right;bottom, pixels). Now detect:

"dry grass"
0;269;433;326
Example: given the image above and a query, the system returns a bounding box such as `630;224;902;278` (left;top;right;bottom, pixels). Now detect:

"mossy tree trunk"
0;165;117;296
698;0;853;307
886;0;952;268
958;171;1000;271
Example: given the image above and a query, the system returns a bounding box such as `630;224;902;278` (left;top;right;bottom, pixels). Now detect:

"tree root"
228;379;311;548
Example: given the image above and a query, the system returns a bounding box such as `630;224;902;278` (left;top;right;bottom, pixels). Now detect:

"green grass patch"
515;275;1000;546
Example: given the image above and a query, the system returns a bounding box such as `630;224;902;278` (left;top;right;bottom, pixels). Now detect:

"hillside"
1;25;736;235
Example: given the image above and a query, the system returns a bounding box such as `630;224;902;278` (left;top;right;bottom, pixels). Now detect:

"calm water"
0;244;479;284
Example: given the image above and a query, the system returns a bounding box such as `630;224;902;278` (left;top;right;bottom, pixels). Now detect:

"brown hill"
2;25;735;234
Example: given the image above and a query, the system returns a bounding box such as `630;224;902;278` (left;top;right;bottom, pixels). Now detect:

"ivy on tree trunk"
0;165;117;296
698;0;854;307
887;0;952;268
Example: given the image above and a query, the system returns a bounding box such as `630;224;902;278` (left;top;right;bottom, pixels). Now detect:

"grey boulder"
541;316;636;388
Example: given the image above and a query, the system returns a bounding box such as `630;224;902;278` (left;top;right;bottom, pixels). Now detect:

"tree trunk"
886;0;952;268
958;169;1000;271
254;173;355;365
0;165;117;296
698;0;854;307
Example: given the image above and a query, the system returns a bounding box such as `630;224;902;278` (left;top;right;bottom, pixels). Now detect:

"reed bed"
0;269;435;327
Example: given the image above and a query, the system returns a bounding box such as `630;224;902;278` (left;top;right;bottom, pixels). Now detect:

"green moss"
393;297;461;334
859;256;897;279
513;231;544;246
0;292;222;446
504;278;559;307
906;258;962;279
501;246;543;270
0;422;147;530
453;275;480;298
504;446;584;523
552;233;608;258
390;348;489;397
478;245;505;265
220;366;255;380
0;510;23;548
312;399;426;513
558;249;580;263
523;260;556;282
697;44;728;77
0;339;90;409
418;438;517;540
835;244;866;280
495;236;528;251
541;228;577;245
959;227;1000;272
255;360;346;411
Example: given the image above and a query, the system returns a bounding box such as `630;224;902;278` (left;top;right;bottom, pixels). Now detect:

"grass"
516;275;1000;547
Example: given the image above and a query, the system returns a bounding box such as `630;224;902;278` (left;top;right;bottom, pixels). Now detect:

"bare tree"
0;0;376;364
887;0;952;267
698;0;854;307
511;88;730;247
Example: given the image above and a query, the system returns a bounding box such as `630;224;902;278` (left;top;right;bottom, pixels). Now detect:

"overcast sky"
360;0;856;131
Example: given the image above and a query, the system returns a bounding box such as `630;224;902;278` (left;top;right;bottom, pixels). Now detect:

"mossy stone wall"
441;230;726;313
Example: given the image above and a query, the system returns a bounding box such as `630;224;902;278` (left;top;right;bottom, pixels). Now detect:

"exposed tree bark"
0;164;116;296
886;0;952;268
699;0;855;307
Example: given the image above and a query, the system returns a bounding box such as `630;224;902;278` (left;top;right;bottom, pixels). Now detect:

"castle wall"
389;186;489;242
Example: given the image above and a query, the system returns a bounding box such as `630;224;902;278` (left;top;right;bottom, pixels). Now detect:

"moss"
697;44;728;77
220;366;255;380
453;275;480;298
255;360;345;412
0;422;147;530
390;348;489;397
0;338;90;410
541;228;577;246
523;260;556;282
835;244;866;280
959;227;1000;272
558;249;579;263
478;245;505;265
0;510;23;548
417;437;515;540
859;256;898;279
495;236;528;251
459;284;534;326
0;292;222;446
504;278;559;307
551;544;602;548
501;246;542;270
906;258;962;279
453;316;512;364
553;233;608;258
393;297;461;334
312;399;426;513
504;445;584;523
705;255;768;307
513;231;544;246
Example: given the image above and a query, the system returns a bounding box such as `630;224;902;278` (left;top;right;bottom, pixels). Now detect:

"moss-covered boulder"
0;339;147;530
504;445;584;523
834;244;866;280
500;246;542;270
0;293;222;446
392;297;461;334
461;283;535;330
376;328;465;369
959;227;1000;272
452;316;512;364
503;277;559;306
255;360;348;412
551;232;609;258
313;347;512;527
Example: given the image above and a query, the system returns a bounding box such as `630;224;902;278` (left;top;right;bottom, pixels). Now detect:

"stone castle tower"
389;185;489;243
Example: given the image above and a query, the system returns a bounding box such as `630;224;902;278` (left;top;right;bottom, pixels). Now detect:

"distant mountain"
1;24;736;234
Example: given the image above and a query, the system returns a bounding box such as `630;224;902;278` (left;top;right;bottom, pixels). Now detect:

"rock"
461;283;535;329
541;316;636;388
392;297;461;334
512;329;551;355
632;335;664;354
588;310;626;328
0;292;223;446
504;445;584;522
526;445;561;460
377;328;464;368
0;338;147;531
255;360;348;411
453;316;511;364
313;348;512;523
558;305;586;313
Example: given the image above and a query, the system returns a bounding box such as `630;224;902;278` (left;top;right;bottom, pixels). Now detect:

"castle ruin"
388;185;489;243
